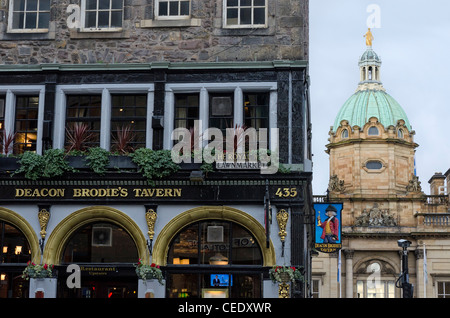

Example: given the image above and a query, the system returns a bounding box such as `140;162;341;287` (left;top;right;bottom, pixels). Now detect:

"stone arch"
152;206;276;266
354;255;399;275
44;206;148;265
0;207;41;263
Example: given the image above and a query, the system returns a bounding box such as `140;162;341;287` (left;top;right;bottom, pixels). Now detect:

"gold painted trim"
0;207;41;263
152;206;276;266
44;206;148;265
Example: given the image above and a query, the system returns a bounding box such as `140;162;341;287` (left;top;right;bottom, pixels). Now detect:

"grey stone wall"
0;0;308;65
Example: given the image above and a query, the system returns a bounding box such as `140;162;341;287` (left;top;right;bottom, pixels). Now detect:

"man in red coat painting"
317;205;339;243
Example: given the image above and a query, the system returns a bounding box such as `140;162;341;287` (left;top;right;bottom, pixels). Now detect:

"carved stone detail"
406;175;422;192
355;203;397;227
328;174;345;193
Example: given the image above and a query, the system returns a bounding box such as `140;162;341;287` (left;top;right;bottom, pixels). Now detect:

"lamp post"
396;239;414;298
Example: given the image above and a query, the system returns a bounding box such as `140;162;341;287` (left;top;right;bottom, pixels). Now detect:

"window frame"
155;0;191;21
164;82;277;150
54;84;155;151
223;0;268;29
7;0;51;33
0;85;45;155
80;0;124;32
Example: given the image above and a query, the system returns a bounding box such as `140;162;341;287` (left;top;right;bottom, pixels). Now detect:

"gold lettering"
15;188;65;198
15;188;24;197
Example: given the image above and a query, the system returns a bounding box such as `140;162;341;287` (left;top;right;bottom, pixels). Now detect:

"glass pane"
86;0;98;10
39;0;50;11
98;10;109;27
167;223;199;265
158;1;168;15
240;8;251;24
14;0;25;11
0;222;32;264
169;1;179;15
227;0;238;6
12;12;24;29
240;0;251;6
253;7;265;24
25;12;37;28
111;0;122;9
85;11;97;28
180;1;189;15
200;222;230;265
38;12;50;28
111;11;122;27
167;274;198;298
99;0;110;10
61;223;138;263
254;0;265;6
231;223;262;265
26;0;38;11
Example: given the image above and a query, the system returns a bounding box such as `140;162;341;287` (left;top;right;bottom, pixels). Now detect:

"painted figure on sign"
317;205;339;243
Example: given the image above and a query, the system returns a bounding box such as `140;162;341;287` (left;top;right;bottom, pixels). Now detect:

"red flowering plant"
134;259;164;284
269;265;304;283
22;261;54;280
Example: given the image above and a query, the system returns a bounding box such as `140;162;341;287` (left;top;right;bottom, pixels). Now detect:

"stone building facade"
0;0;313;299
312;37;450;298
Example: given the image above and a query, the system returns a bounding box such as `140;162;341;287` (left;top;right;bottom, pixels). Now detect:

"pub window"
0;97;5;141
110;94;147;152
243;92;269;131
65;95;101;151
166;220;263;298
174;93;199;130
61;222;138;263
156;0;190;19
224;0;267;28
8;0;50;32
209;93;234;137
82;0;123;30
0;221;31;264
14;96;39;154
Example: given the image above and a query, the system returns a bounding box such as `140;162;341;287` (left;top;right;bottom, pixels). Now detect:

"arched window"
341;129;349;139
0;221;31;264
368;126;379;136
166;220;263;298
397;129;404;139
61;222;138;263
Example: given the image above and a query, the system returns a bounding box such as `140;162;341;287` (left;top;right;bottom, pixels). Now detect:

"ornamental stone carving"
406;175;422;192
355;203;397;227
328;175;345;193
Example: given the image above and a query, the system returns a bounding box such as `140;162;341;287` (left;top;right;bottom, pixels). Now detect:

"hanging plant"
269;265;304;283
22;262;54;280
134;259;164;284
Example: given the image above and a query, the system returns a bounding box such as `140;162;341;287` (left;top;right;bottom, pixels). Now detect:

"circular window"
365;160;383;170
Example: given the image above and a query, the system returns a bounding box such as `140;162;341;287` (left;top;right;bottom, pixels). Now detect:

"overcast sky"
309;0;450;195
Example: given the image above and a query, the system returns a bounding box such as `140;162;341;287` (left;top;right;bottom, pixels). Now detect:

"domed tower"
326;33;420;199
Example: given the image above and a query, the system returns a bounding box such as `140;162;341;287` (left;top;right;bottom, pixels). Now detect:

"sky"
309;0;450;195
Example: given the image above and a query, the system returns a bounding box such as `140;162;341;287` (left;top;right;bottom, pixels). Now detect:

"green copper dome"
333;89;411;132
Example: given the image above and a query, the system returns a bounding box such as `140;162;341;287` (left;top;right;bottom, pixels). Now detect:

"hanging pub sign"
314;203;342;253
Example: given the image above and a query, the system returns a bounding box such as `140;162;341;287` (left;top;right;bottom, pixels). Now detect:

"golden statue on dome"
364;28;374;46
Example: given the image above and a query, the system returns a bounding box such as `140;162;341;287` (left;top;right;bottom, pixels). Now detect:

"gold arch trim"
0;207;41;263
152;206;276;266
44;206;148;265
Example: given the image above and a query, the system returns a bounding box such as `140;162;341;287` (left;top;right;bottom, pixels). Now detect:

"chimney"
428;172;446;195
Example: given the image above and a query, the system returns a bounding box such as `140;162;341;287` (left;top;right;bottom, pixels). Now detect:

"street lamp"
396;239;414;298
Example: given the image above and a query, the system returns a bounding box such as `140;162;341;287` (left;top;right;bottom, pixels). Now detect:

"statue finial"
364;28;374;47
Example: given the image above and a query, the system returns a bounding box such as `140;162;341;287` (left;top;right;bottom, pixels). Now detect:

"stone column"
344;249;354;298
415;248;424;298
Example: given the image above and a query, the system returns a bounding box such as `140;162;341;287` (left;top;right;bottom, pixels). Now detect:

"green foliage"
13;149;76;180
86;147;110;175
131;148;179;185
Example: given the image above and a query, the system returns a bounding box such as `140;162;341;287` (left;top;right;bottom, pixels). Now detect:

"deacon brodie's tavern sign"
0;179;306;204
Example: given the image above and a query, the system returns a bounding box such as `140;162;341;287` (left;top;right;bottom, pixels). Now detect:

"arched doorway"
45;206;147;298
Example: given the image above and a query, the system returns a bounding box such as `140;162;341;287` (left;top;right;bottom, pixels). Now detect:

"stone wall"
0;0;308;65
